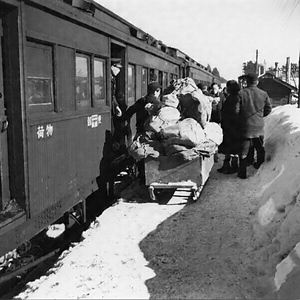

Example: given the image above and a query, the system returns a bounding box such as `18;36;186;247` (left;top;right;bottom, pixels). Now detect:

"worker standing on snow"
237;73;272;179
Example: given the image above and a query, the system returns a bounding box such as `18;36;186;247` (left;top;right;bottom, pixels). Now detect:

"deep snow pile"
251;105;300;281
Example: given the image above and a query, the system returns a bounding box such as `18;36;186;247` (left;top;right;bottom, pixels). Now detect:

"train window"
75;54;91;108
150;68;156;82
158;71;163;87
93;58;106;103
163;72;168;89
26;41;54;111
128;64;135;102
141;68;148;96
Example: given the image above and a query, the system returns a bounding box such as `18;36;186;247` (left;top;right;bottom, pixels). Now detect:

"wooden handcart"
145;148;215;201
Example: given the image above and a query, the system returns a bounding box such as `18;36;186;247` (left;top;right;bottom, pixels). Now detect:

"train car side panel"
128;46;179;74
27;116;109;216
23;4;110;216
25;5;109;55
188;65;213;86
56;46;76;112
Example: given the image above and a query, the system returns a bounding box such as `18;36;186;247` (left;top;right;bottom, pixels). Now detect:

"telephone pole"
286;57;291;84
255;49;259;75
298;52;300;108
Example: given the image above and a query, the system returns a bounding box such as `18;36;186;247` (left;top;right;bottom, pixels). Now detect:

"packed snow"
251;105;300;291
13;104;300;299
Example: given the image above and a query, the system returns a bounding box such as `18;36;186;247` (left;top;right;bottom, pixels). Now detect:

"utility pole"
298;52;300;108
255;49;259;75
286;57;291;84
275;62;279;77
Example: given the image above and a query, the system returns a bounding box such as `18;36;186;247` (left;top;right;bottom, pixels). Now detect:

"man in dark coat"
237;73;272;178
125;82;162;135
197;83;210;96
217;80;241;174
125;82;162;183
210;83;226;124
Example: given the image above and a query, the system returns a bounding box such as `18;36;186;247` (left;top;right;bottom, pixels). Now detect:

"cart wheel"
148;186;156;201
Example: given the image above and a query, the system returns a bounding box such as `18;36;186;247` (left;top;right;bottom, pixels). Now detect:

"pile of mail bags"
128;77;223;161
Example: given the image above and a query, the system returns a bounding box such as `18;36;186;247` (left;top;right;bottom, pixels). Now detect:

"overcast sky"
95;0;300;80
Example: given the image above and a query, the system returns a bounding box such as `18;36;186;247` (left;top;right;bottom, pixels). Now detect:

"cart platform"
145;152;214;201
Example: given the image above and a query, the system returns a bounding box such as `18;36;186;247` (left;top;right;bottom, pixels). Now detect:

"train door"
110;41;127;154
0;14;10;211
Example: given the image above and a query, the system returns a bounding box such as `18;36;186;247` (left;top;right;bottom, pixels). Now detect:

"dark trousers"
239;136;265;176
137;159;145;184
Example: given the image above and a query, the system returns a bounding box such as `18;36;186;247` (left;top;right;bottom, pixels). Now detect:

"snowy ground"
13;105;300;299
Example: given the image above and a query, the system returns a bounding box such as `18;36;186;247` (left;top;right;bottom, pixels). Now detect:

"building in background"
258;72;298;107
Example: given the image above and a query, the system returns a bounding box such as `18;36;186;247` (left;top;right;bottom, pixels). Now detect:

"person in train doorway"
237;73;272;179
97;59;126;199
111;59;127;156
125;81;162;184
209;82;226;162
111;59;123;117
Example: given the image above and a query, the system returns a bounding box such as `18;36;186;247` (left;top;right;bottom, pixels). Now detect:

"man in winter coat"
210;83;226;124
125;82;162;184
237;73;272;179
125;81;162;135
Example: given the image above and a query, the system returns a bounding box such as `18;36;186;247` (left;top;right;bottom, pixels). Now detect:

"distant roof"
259;72;298;91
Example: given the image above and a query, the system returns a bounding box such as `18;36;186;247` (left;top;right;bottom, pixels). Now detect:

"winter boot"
246;145;255;166
224;156;239;174
254;147;265;169
217;159;230;173
237;158;247;179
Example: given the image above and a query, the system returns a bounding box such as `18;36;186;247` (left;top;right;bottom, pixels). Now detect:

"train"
0;0;223;258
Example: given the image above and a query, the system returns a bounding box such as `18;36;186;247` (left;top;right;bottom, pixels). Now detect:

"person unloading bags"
125;82;162;183
125;82;162;135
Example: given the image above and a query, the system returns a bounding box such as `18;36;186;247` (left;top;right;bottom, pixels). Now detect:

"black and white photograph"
0;0;300;299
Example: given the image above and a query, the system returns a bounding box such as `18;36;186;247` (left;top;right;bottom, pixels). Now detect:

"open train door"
0;12;10;211
0;3;25;224
110;41;127;152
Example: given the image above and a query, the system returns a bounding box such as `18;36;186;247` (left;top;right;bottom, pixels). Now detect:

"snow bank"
15;190;184;299
252;105;300;291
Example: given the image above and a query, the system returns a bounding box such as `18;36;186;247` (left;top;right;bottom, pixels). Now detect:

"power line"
282;0;300;26
274;0;292;26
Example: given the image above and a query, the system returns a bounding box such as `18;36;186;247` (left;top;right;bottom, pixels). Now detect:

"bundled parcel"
128;78;223;162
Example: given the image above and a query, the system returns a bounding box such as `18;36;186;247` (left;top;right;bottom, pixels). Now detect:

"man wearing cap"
197;83;210;96
237;73;272;179
125;82;161;184
125;82;162;135
111;59;123;118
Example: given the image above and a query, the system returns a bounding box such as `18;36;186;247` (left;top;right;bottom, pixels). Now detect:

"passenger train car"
0;0;222;257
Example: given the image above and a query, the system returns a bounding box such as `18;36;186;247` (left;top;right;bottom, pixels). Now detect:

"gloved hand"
116;106;122;117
